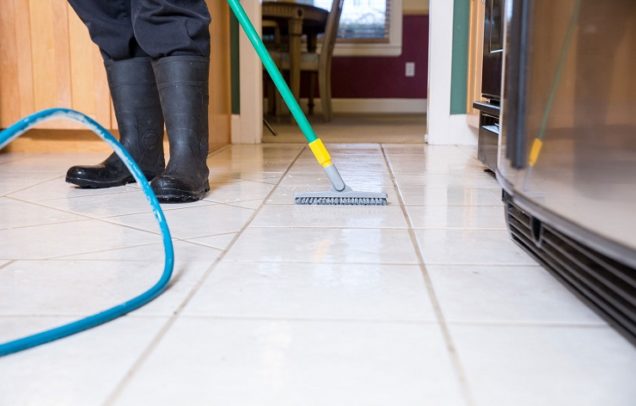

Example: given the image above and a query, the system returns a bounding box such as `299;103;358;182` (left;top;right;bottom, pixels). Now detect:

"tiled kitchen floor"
0;143;635;406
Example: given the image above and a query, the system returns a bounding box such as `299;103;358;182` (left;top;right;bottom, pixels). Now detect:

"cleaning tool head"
294;161;388;205
295;188;388;206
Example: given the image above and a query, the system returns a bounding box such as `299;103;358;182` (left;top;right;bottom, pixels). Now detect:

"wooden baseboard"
1;129;226;154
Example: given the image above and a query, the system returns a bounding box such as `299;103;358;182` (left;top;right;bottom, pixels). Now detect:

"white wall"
426;0;477;145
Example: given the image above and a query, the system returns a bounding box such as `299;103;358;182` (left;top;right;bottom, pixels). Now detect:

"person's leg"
66;0;166;188
131;0;212;202
67;0;146;60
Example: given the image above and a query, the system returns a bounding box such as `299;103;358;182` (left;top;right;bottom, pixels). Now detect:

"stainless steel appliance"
475;0;505;172
499;0;636;344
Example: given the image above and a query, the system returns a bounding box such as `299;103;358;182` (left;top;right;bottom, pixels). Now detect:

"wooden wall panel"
29;0;72;115
68;6;111;126
0;0;35;127
2;0;231;152
207;0;232;150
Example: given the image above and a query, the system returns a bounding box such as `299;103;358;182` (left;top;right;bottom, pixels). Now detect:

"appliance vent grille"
505;199;636;345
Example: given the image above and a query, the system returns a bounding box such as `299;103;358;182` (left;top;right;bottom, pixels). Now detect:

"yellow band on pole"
529;138;544;167
308;138;332;168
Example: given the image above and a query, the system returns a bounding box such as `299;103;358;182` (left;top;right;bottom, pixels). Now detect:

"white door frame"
233;0;263;144
426;0;478;145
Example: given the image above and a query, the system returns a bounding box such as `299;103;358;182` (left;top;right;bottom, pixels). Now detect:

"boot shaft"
105;58;165;159
152;56;210;167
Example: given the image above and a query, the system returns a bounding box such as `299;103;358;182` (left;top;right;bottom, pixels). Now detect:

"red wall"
328;15;429;99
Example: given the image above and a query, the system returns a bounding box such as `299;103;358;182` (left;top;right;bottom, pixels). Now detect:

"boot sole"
154;185;211;204
66;175;135;189
66;172;160;189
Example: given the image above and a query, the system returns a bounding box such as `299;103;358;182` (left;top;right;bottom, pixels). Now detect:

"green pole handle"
227;0;318;143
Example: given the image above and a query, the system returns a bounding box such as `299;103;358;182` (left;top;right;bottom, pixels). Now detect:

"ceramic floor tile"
0;316;166;406
450;324;636;406
428;265;604;324
210;171;284;185
63;239;222;265
226;199;265;209
109;204;254;239
0;260;213;317
226;227;419;264
399;186;503;206
9;176;131;201
114;319;466;406
414;229;537;265
288;159;389;175
184;262;435;321
36;189;212;218
0;197;84;229
188;233;237;250
203;179;275;204
0;152;104;174
395;172;500;189
251;204;408;229
383;144;475;156
0;152;28;164
0;172;60;196
407;205;507;229
387;155;483;175
0;220;157;260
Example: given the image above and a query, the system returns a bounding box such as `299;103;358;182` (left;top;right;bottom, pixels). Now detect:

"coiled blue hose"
0;108;175;357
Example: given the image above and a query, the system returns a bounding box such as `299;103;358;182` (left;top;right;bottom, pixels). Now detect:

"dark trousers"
68;0;211;61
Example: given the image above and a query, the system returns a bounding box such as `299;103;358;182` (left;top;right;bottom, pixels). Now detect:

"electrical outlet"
405;62;415;77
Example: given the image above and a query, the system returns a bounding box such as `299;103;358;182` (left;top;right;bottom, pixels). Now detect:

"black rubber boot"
66;58;165;188
151;56;211;203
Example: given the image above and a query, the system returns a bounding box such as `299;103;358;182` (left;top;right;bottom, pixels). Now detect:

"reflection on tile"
188;233;237;251
428;265;603;324
226;228;419;264
115;319;465;406
387;155;482;175
0;317;165;406
184;262;434;321
0;220;156;260
0;197;83;229
399;186;502;206
395;171;499;188
203;180;274;204
407;206;506;229
451;325;636;406
0;172;60;196
36;190;212;218
110;204;254;239
252;205;408;229
414;229;537;265
0;260;211;317
63;240;222;265
9;176;131;201
0;153;104;174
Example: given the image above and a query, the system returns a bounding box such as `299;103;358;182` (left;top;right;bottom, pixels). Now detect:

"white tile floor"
0;143;635;406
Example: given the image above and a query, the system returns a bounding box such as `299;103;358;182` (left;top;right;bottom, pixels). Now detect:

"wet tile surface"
0;142;632;406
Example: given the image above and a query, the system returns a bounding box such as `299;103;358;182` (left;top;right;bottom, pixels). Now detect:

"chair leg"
266;78;276;116
318;68;333;122
308;72;316;116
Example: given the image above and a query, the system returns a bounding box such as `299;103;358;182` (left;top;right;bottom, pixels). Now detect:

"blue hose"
0;108;175;357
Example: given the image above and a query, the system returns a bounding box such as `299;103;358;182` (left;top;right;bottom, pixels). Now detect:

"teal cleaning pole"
227;0;317;143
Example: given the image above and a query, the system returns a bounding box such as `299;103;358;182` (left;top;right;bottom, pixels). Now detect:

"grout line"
104;145;308;405
0;260;15;271
0;174;62;197
380;144;476;406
